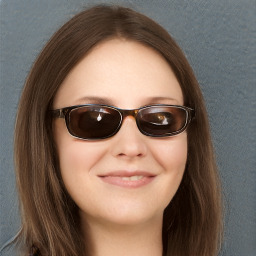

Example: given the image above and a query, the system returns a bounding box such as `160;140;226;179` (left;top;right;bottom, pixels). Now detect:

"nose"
110;116;148;159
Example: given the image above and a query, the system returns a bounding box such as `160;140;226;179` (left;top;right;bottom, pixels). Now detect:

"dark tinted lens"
137;106;187;136
68;106;121;139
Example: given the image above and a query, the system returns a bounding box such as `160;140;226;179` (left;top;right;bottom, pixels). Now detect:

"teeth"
121;175;144;181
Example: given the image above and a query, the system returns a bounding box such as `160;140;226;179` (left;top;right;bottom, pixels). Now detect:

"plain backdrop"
0;0;255;255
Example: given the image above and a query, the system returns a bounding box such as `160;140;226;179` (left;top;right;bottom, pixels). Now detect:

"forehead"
53;38;183;109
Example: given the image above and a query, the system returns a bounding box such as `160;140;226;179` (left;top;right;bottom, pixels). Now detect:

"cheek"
150;133;188;206
153;133;188;172
58;142;97;171
53;120;105;187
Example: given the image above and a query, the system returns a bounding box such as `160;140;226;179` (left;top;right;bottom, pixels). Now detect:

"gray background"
0;0;255;255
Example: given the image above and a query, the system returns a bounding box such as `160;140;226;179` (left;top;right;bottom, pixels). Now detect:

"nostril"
117;152;143;157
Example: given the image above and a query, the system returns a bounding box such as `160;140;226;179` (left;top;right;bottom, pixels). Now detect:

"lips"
98;171;156;188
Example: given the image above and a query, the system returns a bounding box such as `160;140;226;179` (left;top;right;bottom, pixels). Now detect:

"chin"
84;203;164;228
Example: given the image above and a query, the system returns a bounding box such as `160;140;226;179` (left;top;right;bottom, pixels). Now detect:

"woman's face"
53;38;187;227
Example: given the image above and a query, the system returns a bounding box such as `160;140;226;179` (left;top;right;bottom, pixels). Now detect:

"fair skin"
53;38;187;256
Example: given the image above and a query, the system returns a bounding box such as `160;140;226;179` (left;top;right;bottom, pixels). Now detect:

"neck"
81;215;163;256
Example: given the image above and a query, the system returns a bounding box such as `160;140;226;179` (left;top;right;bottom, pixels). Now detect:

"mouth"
98;171;156;188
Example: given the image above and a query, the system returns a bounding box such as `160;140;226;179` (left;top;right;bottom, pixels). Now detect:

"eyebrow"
145;96;180;104
74;96;180;106
74;96;114;105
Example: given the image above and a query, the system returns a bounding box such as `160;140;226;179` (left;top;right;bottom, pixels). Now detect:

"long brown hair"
14;4;223;256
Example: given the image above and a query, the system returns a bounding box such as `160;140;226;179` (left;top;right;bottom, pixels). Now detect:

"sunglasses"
51;104;195;140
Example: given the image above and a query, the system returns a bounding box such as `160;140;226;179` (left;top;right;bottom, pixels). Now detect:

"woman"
14;4;223;256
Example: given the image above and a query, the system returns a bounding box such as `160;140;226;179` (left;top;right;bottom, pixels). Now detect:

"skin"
53;38;187;256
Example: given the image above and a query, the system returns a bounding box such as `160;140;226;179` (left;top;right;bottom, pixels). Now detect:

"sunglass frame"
51;104;195;140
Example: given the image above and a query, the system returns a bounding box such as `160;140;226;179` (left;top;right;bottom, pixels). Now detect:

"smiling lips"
98;171;156;188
